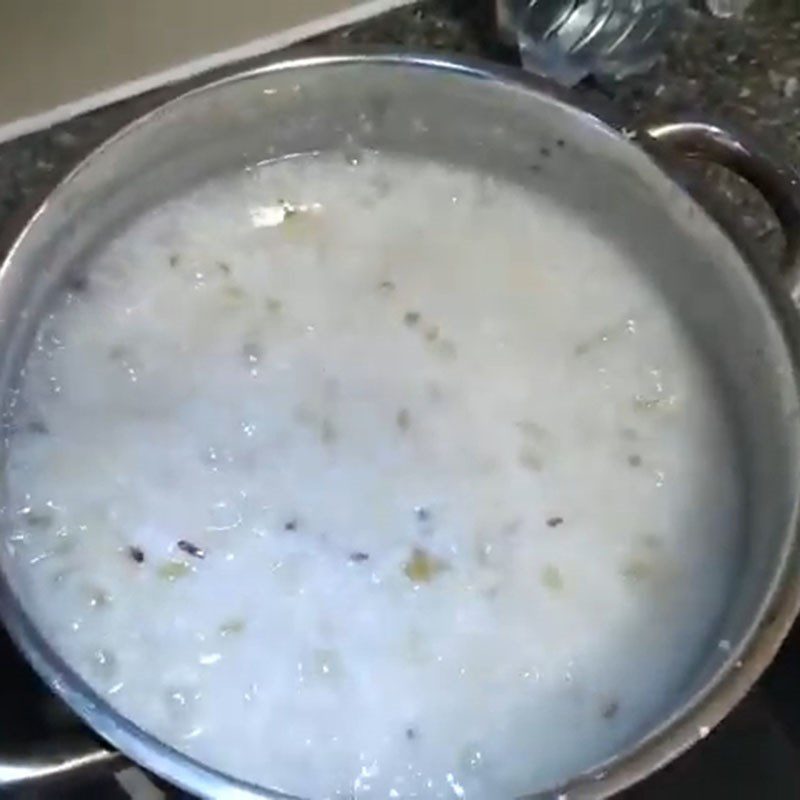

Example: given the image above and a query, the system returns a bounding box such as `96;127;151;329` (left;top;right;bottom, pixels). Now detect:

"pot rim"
1;51;800;800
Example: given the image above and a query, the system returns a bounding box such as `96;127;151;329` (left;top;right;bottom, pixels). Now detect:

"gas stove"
2;624;799;800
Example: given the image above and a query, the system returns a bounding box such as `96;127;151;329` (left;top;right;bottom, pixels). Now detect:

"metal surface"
0;53;800;800
0;735;124;789
646;119;800;297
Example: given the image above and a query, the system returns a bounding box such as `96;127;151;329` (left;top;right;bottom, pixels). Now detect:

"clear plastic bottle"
497;0;684;86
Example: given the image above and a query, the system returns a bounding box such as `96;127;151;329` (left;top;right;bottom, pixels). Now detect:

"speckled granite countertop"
1;0;798;265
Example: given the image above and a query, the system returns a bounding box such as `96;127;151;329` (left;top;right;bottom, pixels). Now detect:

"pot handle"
0;733;125;791
644;119;800;297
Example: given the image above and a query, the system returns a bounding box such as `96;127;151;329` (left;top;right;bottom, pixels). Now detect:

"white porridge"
2;153;741;799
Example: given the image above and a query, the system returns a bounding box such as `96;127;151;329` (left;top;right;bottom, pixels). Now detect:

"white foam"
3;152;740;798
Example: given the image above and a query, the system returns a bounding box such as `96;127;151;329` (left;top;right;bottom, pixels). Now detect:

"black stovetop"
3;623;800;800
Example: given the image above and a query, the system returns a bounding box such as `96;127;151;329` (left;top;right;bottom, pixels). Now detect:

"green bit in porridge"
404;547;448;584
22;511;52;529
280;201;321;240
601;700;620;720
621;558;652;582
541;564;565;592
641;533;663;550
53;537;75;557
265;296;283;314
158;560;192;581
320;418;337;445
223;285;245;303
633;394;663;412
431;338;457;360
396;408;411;432
424;325;440;342
50;567;75;586
426;381;443;402
88;587;111;609
219;618;246;637
574;329;612;357
517;420;548;440
108;344;129;362
519;447;544;472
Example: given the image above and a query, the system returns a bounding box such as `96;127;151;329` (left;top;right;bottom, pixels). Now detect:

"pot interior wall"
1;57;799;785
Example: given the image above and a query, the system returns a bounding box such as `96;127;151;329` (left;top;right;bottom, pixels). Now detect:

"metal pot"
2;53;800;800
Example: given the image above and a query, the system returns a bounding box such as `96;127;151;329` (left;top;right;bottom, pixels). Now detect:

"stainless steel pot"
2;53;800;800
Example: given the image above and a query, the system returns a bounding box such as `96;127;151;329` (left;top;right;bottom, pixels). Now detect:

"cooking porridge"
2;153;741;798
